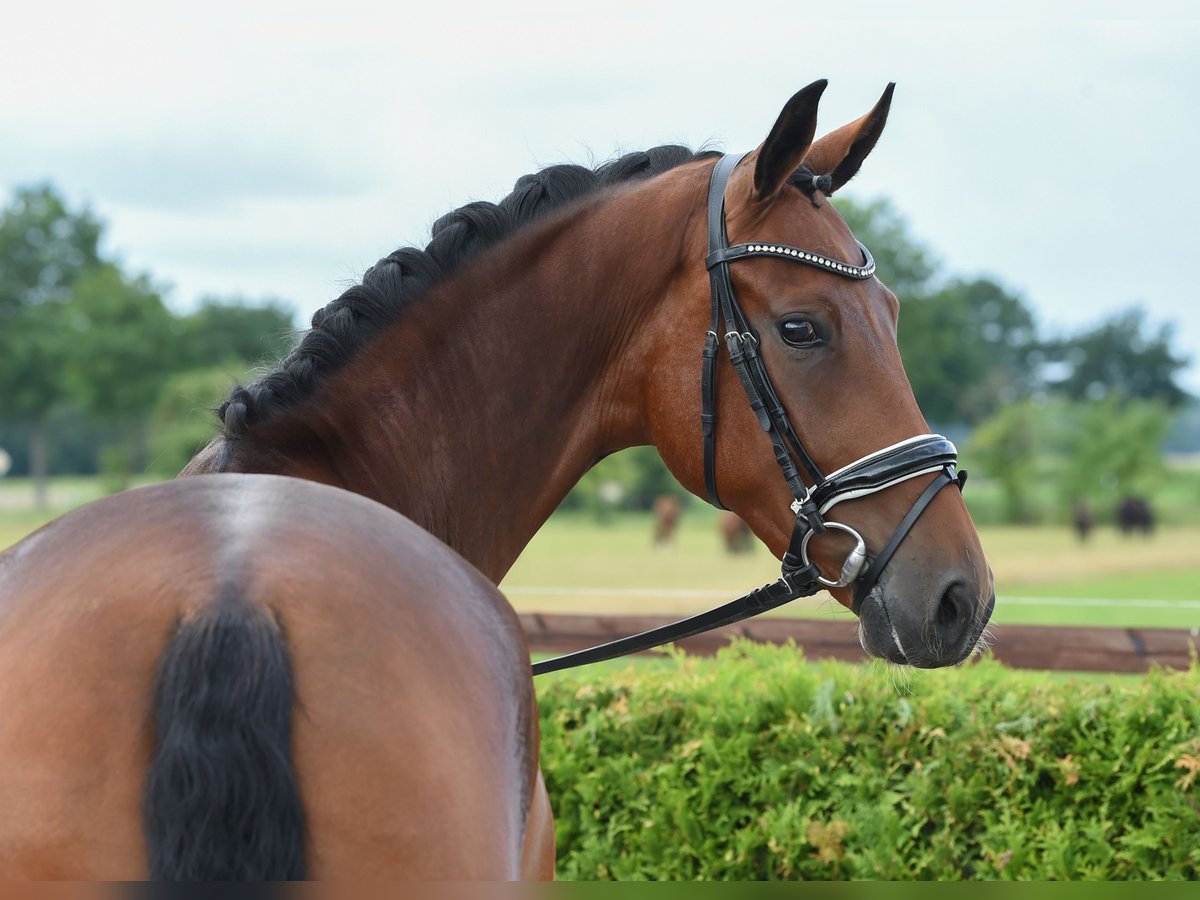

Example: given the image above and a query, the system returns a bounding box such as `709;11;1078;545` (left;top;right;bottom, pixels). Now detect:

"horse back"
0;474;537;879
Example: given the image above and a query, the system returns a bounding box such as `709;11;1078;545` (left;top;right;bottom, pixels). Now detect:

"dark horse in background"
1072;500;1095;543
0;81;994;878
1117;495;1155;536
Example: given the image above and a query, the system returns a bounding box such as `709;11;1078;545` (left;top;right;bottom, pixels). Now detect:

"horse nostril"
935;580;971;645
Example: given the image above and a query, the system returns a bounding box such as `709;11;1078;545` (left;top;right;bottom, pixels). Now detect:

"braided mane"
216;146;723;439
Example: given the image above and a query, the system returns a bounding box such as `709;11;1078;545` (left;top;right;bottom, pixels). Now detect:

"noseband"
532;153;965;676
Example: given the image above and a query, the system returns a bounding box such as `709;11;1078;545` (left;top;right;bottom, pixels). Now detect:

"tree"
62;265;178;419
60;264;181;489
0;184;307;494
177;297;297;369
834;198;1044;425
142;297;298;477
833;196;937;301
968;399;1047;523
147;367;242;477
0;184;102;316
0;185;103;508
1057;396;1172;509
899;277;1041;425
969;394;1173;525
1044;307;1190;407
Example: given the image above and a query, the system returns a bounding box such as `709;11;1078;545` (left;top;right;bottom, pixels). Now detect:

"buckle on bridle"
724;330;757;353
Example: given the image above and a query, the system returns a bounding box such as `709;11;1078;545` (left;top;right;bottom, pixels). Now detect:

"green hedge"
537;643;1200;880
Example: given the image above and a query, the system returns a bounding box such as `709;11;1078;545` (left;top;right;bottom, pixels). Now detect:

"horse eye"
779;318;821;347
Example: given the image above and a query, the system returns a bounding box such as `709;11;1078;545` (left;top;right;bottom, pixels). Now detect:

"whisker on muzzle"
971;625;996;659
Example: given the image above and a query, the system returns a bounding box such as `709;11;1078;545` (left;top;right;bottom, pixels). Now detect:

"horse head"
645;81;995;667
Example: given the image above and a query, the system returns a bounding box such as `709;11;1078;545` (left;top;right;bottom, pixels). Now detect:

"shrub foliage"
537;643;1200;880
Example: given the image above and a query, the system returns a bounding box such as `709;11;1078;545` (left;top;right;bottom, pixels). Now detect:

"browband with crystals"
706;240;876;280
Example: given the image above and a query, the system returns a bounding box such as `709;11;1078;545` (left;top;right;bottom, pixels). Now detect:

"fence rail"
520;613;1200;673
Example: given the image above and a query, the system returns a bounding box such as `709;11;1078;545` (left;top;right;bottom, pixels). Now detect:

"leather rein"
532;153;964;676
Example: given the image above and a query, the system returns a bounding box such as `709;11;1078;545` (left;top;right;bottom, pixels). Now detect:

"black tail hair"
143;598;306;880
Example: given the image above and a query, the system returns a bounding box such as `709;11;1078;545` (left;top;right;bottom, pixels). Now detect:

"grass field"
3;477;1199;629
503;511;1200;629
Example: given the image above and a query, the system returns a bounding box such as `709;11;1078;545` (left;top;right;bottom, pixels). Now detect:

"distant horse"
720;511;754;554
1072;500;1095;543
0;81;993;878
652;495;682;547
1116;495;1155;536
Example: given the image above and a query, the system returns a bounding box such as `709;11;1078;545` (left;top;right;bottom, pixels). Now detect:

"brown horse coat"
0;476;552;879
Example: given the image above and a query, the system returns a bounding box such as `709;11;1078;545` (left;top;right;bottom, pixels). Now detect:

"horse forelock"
215;145;721;444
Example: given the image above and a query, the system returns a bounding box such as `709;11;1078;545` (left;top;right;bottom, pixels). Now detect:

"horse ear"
800;83;895;194
752;79;828;200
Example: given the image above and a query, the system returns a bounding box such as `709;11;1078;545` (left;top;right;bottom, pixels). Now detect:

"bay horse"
652;495;682;546
0;80;994;879
720;511;755;554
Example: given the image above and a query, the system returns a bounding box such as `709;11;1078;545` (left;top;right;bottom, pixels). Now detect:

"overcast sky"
4;1;1199;391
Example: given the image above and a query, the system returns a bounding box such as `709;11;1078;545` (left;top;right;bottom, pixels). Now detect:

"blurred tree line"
1;184;1192;522
0;185;295;507
840;199;1192;526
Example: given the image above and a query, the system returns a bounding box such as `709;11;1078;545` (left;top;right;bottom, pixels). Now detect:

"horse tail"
142;598;306;880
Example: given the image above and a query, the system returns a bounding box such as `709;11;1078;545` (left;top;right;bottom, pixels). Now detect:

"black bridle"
532;153;965;676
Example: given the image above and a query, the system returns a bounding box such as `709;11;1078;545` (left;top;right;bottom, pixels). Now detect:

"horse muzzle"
857;575;996;668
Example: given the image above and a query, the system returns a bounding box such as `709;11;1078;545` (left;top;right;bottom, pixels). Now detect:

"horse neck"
230;167;705;582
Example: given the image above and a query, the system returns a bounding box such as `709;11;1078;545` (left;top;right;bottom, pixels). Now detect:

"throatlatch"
532;154;964;676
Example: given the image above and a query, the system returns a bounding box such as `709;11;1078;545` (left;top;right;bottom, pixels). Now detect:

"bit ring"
799;521;867;588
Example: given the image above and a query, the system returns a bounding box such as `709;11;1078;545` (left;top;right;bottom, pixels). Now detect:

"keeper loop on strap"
705;249;733;269
790;496;825;534
781;554;820;584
